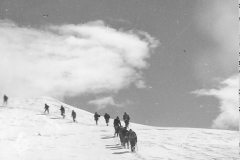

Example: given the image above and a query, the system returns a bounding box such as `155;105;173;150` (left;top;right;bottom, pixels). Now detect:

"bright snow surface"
0;97;238;160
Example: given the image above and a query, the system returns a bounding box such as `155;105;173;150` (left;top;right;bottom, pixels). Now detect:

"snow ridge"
0;97;238;160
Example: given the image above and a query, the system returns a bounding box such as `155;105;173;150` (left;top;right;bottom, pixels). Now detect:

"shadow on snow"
101;135;115;139
112;151;130;154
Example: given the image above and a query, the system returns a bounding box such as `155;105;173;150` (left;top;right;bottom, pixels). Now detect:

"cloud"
193;0;238;83
135;80;146;88
192;75;239;130
0;20;159;100
88;96;124;110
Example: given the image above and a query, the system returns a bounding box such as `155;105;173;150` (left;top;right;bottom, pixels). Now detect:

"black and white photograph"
0;0;238;159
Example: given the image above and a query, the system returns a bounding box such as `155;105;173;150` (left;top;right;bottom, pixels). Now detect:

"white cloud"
192;1;238;130
0;20;159;100
88;96;123;110
192;75;239;130
193;0;238;83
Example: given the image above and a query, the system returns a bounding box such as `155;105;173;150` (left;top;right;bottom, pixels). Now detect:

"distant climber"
94;112;100;125
123;112;130;128
71;110;76;122
113;116;121;137
129;129;137;152
3;95;8;106
60;105;65;118
122;127;129;148
44;103;49;114
104;113;110;126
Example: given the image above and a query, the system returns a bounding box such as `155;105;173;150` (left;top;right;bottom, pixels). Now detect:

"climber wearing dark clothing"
60;106;65;118
71;110;76;122
44;104;49;114
113;116;121;137
122;127;129;148
3;95;8;106
104;113;110;126
118;126;124;145
123;112;130;128
94;112;100;125
129;129;137;152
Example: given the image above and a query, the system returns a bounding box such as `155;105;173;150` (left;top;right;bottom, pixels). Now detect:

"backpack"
94;114;100;120
104;114;109;119
129;131;137;139
45;104;49;109
72;111;76;117
124;114;130;121
4;95;8;101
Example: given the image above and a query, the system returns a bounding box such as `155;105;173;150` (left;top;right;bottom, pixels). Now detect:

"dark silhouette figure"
44;104;49;114
129;129;137;152
123;112;130;128
60;106;65;118
113;116;121;137
94;112;100;125
118;126;124;146
104;113;110;126
71;110;76;122
122;127;129;148
3;95;8;106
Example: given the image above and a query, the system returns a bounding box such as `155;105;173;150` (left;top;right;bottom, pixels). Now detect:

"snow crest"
0;97;238;160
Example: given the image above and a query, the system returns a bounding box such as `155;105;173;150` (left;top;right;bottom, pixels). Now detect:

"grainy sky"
0;0;238;130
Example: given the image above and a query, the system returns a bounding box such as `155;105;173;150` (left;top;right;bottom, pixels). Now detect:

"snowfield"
0;97;238;160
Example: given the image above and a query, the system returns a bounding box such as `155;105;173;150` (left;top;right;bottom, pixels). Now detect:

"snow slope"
0;97;238;160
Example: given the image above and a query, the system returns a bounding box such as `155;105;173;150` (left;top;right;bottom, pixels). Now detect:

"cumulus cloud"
88;96;124;110
194;0;238;83
0;20;159;100
192;75;239;130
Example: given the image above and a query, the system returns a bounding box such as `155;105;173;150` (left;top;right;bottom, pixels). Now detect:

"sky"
0;0;238;130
